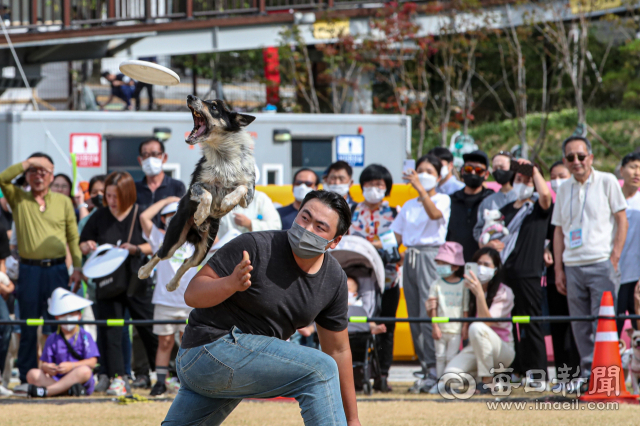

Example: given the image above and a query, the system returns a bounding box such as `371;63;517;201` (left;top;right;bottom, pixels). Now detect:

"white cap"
161;202;179;216
48;287;93;316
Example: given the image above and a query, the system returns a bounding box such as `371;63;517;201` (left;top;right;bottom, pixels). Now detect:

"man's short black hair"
299;190;352;238
138;138;165;156
324;161;353;178
562;136;592;156
416;154;442;176
428;147;454;163
622;152;640;167
292;168;318;186
101;71;111;79
29;152;54;165
89;174;107;193
359;164;393;197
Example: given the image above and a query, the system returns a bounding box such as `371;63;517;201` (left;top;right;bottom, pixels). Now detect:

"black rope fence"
1;315;639;326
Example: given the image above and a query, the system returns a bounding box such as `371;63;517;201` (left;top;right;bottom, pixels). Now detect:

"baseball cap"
161;202;179;216
462;150;489;168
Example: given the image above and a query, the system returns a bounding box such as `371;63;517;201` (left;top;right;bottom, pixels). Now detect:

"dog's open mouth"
186;106;209;143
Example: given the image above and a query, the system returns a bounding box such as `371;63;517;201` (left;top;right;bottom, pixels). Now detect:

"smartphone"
464;262;479;279
403;159;415;180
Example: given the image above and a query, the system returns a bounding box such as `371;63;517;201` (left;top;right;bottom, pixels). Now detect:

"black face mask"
90;194;103;208
463;174;485;189
492;169;514;185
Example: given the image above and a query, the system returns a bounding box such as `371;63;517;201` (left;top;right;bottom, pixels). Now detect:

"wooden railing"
3;0;396;29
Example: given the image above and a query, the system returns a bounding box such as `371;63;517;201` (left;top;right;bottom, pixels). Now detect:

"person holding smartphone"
391;154;451;393
481;159;552;383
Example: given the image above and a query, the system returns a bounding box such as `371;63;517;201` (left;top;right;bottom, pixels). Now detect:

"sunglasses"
462;165;487;175
565;153;588;163
295;180;315;187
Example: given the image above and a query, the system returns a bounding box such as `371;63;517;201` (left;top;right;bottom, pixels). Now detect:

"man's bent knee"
311;351;339;382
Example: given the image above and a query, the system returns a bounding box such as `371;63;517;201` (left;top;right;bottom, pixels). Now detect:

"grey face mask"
287;221;335;259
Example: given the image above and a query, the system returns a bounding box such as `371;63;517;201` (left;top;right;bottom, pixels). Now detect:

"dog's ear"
231;113;256;128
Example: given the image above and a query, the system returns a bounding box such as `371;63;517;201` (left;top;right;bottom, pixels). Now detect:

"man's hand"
611;250;621;272
233;213;252;230
80;240;97;255
544;249;553;267
485;239;504;252
56;362;74;375
230;251;252;292
555;268;567;296
41;362;57;377
23;157;53;173
432;323;442;340
69;269;83;293
347;420;362;426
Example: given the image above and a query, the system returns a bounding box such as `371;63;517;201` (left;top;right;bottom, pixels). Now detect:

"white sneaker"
106;378;127;396
0;384;12;397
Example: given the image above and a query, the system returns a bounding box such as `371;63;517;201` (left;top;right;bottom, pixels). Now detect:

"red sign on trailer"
70;133;102;167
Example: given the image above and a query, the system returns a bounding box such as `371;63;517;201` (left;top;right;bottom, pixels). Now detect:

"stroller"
330;236;386;395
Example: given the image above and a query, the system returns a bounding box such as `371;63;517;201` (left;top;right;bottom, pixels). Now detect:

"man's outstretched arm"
317;325;361;426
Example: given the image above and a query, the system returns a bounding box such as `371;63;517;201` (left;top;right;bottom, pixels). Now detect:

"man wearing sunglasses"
551;136;628;383
0;153;83;384
446;150;494;261
277;168;318;230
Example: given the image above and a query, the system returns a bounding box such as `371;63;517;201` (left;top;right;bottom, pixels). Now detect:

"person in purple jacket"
15;288;99;397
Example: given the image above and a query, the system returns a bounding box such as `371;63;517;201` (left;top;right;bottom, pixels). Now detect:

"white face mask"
551;178;568;193
142;157;163;176
293;184;313;202
348;291;358;305
325;183;350;197
512;182;534;201
477;265;496;283
363;187;386;204
59;314;80;332
440;165;449;179
418;173;437;191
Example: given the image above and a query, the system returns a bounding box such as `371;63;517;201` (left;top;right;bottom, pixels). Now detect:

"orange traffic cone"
579;291;638;403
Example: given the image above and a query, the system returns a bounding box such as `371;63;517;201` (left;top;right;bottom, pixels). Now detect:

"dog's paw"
166;279;180;292
220;197;238;213
138;263;153;279
194;205;209;226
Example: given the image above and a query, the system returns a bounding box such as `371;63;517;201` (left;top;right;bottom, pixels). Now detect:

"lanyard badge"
569;182;589;249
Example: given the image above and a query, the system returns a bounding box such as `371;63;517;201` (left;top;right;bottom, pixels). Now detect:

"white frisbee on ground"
83;244;130;279
119;60;180;86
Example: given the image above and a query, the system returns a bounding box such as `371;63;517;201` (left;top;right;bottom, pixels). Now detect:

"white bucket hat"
161;201;179;216
48;288;93;316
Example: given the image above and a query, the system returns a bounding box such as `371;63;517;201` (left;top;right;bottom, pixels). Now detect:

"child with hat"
140;197;196;397
15;288;99;397
426;241;469;392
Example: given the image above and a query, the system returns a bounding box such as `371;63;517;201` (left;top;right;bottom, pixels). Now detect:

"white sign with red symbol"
70;133;102;167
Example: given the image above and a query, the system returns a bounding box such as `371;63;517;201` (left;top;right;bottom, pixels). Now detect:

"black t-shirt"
0;220;9;260
501;200;552;279
135;175;186;227
181;230;349;349
277;204;298;230
79;205;147;247
447;187;494;261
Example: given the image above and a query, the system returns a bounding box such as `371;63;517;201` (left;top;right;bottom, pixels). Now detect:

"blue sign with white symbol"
336;135;364;167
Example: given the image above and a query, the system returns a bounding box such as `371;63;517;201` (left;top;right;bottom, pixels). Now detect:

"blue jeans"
163;327;346;426
16;263;68;383
0;296;11;374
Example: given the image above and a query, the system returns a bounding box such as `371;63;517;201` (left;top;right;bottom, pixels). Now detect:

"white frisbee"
119;60;180;86
83;244;130;279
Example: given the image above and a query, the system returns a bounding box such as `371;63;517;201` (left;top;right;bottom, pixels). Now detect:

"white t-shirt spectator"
551;169;627;266
620;191;640;284
218;190;282;237
391;194;451;247
144;225;196;309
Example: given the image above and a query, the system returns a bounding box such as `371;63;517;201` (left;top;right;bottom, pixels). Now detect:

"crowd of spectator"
0;134;639;398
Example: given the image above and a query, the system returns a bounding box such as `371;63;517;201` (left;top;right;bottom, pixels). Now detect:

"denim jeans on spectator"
16;263;68;383
0;296;11;373
163;327;346;426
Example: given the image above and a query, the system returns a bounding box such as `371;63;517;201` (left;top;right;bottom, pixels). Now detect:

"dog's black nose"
187;94;196;101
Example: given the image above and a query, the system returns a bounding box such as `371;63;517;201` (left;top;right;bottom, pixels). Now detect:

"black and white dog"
138;95;256;291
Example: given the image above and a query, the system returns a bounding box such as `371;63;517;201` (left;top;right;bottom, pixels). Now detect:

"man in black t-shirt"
493;159;552;377
164;191;361;426
99;71;136;110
